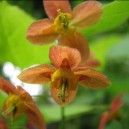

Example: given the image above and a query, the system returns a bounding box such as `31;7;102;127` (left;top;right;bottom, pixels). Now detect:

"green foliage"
0;1;52;68
106;36;129;76
90;34;122;70
40;105;95;122
105;120;123;129
81;1;129;35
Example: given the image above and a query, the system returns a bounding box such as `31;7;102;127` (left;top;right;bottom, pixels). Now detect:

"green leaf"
107;36;129;59
0;1;52;68
89;34;122;70
105;120;123;129
41;105;95;122
81;1;129;35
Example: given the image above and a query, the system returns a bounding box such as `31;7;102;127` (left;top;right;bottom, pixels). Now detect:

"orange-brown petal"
25;103;46;129
49;46;81;69
70;1;103;28
43;0;72;20
15;86;46;129
18;64;56;84
74;68;111;89
26;18;58;45
58;32;90;64
0;78;17;94
98;112;109;129
110;94;125;114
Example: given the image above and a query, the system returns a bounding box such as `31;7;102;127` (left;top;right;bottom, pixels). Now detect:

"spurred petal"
18;65;56;84
58;32;90;63
70;1;103;28
43;0;72;20
26;19;58;45
74;68;111;89
98;112;109;129
49;46;81;69
0;78;17;94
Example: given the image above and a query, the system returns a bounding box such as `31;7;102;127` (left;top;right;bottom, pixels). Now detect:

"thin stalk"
60;106;65;129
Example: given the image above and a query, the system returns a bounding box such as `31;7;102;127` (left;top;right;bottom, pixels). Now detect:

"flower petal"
25;103;46;129
70;1;103;28
43;0;72;20
58;32;90;63
16;87;46;129
98;112;109;129
49;46;81;69
0;78;17;94
26;19;58;45
18;65;56;84
74;68;111;89
110;94;125;114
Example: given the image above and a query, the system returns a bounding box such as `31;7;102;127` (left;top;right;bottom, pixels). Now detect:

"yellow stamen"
52;68;78;103
53;9;74;34
2;94;26;117
58;78;69;102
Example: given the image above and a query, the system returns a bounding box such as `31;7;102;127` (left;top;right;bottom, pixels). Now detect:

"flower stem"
60;106;65;129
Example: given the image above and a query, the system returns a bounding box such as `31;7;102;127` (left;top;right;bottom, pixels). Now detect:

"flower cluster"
0;0;111;128
18;0;110;106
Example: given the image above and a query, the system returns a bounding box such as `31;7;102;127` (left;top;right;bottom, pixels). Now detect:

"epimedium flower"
26;0;103;63
98;94;125;129
0;78;46;129
18;46;110;106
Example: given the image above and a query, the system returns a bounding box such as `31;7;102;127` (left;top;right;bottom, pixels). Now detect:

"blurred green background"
0;0;129;129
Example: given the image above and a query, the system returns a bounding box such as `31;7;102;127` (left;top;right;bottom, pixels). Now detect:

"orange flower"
98;94;125;129
18;46;110;106
0;78;46;129
0;118;8;129
26;0;103;63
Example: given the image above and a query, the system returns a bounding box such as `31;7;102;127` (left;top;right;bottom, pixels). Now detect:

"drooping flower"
0;78;46;129
26;0;103;63
98;94;125;129
0;117;8;129
18;46;110;106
